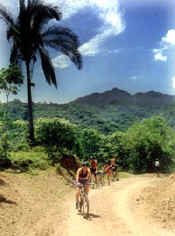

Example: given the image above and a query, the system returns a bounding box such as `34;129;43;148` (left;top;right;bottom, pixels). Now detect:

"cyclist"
103;160;113;185
75;161;91;209
90;156;98;186
111;157;119;181
96;169;105;187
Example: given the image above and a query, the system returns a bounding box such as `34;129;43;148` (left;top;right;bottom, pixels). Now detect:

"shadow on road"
83;213;101;221
0;194;17;205
89;213;100;218
0;178;7;186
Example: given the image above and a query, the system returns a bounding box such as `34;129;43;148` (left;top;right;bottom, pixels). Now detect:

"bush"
80;128;103;159
9;120;29;151
10;151;49;171
120;117;175;173
0;119;29;152
0;133;11;169
99;117;175;173
35;118;81;158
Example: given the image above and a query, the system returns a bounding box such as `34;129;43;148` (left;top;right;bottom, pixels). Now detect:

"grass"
10;150;49;172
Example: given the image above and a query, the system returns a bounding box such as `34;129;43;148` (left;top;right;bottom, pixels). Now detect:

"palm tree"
0;0;82;144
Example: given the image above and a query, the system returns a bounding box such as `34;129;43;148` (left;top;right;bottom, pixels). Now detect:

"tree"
0;64;23;105
81;128;103;159
124;116;175;173
35;118;81;160
0;0;82;144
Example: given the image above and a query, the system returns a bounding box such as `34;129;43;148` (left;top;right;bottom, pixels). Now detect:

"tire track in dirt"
63;177;175;236
113;177;175;236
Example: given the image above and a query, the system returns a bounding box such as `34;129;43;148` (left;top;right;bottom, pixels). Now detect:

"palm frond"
7;24;21;42
10;44;23;76
61;47;82;70
42;25;82;69
0;4;14;26
45;39;82;70
10;43;19;64
42;26;79;48
19;0;26;13
18;0;62;33
33;0;62;20
44;38;78;52
39;47;57;88
7;26;13;41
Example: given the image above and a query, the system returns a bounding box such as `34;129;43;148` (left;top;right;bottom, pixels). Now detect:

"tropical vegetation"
0;2;174;175
0;0;82;143
0;112;175;174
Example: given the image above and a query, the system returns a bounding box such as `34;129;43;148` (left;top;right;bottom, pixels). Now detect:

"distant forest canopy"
0;88;175;174
1;87;175;134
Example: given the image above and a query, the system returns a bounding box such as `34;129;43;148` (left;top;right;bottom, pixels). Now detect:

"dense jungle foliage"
1;99;175;134
0;108;175;174
0;87;175;174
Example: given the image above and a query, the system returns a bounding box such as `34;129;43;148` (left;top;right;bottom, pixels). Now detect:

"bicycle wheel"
114;170;119;181
84;193;89;216
79;197;84;213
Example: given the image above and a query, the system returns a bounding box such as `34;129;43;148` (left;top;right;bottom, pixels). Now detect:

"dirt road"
1;173;175;236
61;176;175;236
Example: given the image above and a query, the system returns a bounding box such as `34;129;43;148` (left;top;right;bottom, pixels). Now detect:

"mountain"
73;88;132;106
73;88;175;107
2;88;175;134
133;91;174;106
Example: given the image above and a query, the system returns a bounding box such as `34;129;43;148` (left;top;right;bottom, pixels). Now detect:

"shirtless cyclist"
90;156;98;186
111;157;119;181
103;160;113;185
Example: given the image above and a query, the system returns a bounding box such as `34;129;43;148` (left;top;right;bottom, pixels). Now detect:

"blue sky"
0;0;175;103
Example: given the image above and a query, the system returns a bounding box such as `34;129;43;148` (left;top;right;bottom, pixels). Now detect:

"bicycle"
96;170;105;187
76;182;90;217
90;171;97;189
111;166;119;181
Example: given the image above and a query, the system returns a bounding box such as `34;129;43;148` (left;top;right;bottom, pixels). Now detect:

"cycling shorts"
78;179;89;185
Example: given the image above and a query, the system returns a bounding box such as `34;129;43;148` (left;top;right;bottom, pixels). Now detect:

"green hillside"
1;88;175;134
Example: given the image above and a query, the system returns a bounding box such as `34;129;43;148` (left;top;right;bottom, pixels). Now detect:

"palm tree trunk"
26;61;34;145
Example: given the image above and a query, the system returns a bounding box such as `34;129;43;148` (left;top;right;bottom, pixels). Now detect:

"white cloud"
79;28;113;56
153;29;175;62
162;29;175;46
0;0;125;69
52;55;71;69
50;0;88;20
51;0;125;68
154;52;167;62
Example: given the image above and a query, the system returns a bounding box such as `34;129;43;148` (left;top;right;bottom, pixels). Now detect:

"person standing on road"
154;159;160;177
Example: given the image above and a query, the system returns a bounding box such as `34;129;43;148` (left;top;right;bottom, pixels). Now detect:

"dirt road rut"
62;177;174;236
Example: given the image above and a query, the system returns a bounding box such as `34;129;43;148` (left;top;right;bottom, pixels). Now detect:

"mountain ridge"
73;87;175;106
2;87;175;134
